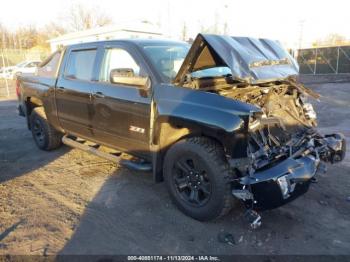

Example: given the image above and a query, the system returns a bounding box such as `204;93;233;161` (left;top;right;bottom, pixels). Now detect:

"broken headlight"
277;175;296;199
303;103;317;120
277;175;289;199
248;112;265;132
248;112;285;132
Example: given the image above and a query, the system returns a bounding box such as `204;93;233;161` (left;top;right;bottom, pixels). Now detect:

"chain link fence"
0;79;15;98
297;46;350;74
0;48;49;67
2;46;350;97
0;49;50;98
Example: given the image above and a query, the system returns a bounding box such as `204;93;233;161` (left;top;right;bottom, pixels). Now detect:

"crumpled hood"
174;34;299;85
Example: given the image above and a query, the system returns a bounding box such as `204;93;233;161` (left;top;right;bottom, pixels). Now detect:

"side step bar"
62;136;152;172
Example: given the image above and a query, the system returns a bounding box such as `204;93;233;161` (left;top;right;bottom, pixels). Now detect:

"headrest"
159;58;174;71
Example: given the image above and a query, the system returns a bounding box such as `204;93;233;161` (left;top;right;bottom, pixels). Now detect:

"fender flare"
151;114;248;182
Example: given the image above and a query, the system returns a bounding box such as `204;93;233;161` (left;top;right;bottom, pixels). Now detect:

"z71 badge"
129;125;145;134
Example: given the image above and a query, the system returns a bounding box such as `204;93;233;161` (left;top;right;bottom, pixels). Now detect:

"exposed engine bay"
184;75;345;170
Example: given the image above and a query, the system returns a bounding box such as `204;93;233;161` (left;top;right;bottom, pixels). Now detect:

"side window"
65;49;97;81
37;52;61;77
27;62;38;67
99;48;141;82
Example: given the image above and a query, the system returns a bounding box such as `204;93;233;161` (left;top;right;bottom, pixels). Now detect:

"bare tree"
198;12;222;35
67;4;113;32
15;25;39;49
0;4;114;55
323;34;347;46
44;22;67;38
0;23;9;49
313;34;349;47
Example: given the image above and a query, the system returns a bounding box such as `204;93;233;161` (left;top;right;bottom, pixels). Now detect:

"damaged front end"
230;78;346;218
174;34;346;227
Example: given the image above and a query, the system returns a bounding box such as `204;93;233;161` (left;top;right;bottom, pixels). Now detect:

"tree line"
0;4;113;50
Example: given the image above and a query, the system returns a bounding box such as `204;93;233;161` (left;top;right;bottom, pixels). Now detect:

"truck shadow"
0;99;70;183
0;219;25;242
58;166;303;255
58;164;350;255
58;167;240;254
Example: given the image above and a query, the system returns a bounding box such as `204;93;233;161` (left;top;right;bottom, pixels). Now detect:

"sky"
0;0;349;48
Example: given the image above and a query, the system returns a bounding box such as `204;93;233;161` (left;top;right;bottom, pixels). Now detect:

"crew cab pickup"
17;34;346;227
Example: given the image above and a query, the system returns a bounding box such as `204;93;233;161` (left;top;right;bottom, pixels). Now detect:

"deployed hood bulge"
174;34;299;85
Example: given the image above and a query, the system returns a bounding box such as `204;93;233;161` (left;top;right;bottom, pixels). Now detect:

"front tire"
163;137;235;221
30;107;63;151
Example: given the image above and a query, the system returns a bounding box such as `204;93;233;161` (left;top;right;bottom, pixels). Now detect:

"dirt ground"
0;82;349;255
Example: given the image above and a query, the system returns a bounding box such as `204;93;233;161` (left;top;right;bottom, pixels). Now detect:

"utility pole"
1;31;10;97
181;22;187;41
167;0;171;38
214;11;219;34
223;3;229;35
298;19;305;50
1;50;10;97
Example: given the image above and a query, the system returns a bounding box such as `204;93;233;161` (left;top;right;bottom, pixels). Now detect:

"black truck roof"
66;38;188;49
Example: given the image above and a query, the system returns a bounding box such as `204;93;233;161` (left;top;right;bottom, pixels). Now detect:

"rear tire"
163;137;236;221
30;107;63;151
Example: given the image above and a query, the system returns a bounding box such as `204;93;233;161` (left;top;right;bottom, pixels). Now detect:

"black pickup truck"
17;34;345;227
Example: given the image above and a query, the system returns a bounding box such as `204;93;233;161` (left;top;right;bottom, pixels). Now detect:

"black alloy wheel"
172;156;212;207
30;107;63;151
32;117;46;147
163;137;236;221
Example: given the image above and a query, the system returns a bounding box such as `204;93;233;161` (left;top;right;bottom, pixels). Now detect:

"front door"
91;45;151;158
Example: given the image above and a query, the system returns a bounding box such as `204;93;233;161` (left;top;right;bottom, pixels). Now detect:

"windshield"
16;61;28;67
142;43;189;82
191;67;232;78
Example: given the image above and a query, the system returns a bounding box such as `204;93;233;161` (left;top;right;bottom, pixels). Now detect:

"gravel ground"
0;82;349;255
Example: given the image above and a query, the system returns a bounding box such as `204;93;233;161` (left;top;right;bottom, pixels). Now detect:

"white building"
48;22;163;51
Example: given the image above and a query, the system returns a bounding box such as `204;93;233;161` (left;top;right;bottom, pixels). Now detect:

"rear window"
37;52;61;77
65;49;97;81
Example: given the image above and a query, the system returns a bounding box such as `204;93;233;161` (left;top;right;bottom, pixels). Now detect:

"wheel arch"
24;96;44;129
151;116;236;183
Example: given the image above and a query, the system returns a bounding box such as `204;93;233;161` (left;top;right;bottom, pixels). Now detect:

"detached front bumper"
233;133;346;211
243;155;317;210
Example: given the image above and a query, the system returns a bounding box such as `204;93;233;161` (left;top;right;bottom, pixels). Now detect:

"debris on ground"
319;200;328;206
218;232;236;245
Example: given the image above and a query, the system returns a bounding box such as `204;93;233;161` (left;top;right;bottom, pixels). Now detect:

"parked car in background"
0;66;16;79
11;60;41;79
1;60;41;79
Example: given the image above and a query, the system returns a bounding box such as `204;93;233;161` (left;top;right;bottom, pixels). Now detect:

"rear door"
90;44;152;158
55;46;99;138
33;51;61;124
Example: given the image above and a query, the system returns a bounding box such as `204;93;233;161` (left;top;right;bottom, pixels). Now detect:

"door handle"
56;86;65;93
93;91;105;98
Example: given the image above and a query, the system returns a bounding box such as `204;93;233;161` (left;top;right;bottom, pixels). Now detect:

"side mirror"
110;68;150;89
